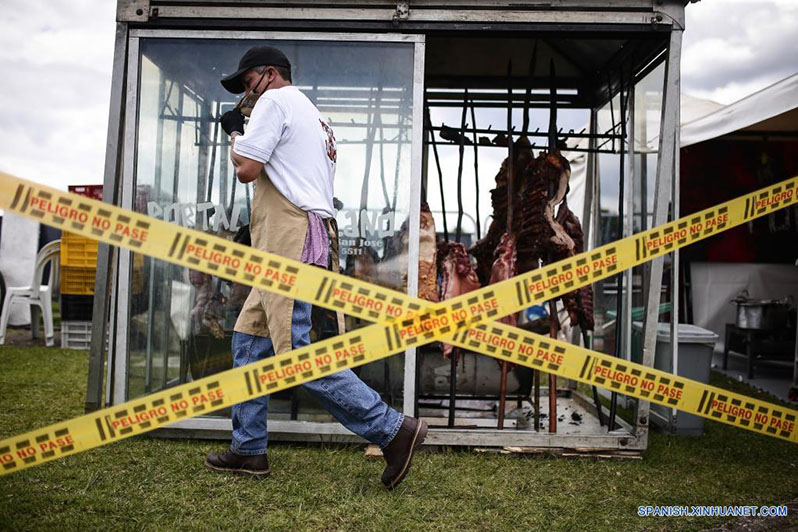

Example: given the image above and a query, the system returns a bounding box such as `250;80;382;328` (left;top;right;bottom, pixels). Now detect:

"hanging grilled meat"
376;204;438;298
488;233;518;327
512;149;593;332
556;199;584;249
189;270;213;334
471;165;509;284
538;150;575;255
378;210;410;291
488;233;519;374
188;270;225;339
418;203;439;302
516;158;548;273
543;203;575;254
439;242;481;359
516;150;576;274
545;151;571;208
203;292;226;339
576;285;595;330
554;199;595;330
470;140;533;284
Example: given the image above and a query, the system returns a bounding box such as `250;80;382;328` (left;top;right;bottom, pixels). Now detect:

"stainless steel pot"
732;291;792;330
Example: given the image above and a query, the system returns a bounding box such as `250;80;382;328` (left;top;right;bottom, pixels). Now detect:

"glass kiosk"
95;0;686;450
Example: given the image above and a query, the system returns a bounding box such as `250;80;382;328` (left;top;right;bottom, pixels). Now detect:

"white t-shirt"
233;85;337;218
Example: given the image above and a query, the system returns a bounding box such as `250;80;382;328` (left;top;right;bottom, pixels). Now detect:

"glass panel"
587;62;668;423
633;62;665;234
632;61;672;425
632;62;670;368
127;37;416;418
590;93;626;359
632;62;672;332
591;62;668;365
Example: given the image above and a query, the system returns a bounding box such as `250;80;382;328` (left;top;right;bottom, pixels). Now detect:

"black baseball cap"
221;45;292;94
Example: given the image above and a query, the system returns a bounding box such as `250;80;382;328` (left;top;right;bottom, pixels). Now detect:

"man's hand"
220;109;246;136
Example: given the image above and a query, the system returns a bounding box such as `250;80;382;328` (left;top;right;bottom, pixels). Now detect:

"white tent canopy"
563;91;725;223
565;72;798;220
681;72;798;147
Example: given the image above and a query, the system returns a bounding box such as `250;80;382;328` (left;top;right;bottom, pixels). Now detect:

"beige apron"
234;171;340;354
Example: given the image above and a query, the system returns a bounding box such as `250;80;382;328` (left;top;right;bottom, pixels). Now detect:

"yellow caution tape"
0;171;795;475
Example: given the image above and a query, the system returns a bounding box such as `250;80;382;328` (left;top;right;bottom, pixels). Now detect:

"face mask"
235;69;272;117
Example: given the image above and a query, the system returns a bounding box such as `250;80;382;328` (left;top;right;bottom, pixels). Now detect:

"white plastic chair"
0;239;61;347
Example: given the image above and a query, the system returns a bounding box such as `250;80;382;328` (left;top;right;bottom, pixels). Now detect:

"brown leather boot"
204;449;270;477
381;416;428;490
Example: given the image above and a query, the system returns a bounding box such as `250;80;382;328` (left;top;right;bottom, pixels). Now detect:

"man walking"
204;45;427;489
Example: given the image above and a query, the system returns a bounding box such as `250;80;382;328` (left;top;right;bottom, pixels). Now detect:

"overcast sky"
0;0;796;194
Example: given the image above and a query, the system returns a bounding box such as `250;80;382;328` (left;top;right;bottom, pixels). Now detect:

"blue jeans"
231;300;404;455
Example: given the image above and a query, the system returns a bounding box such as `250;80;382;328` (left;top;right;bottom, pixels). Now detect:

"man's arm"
221;97;285;183
230;133;263;183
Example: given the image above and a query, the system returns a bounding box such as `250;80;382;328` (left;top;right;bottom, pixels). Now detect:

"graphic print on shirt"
319;119;337;163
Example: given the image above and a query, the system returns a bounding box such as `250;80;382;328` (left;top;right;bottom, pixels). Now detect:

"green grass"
0;346;796;531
